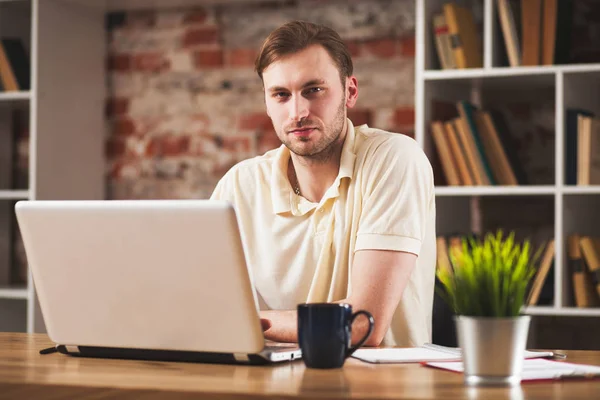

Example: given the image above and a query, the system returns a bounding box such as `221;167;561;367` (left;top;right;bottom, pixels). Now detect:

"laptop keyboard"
264;344;299;352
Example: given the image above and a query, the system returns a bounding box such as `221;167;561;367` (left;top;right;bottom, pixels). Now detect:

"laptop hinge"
233;353;249;362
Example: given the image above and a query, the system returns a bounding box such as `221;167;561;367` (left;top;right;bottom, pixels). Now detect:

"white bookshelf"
416;0;600;316
0;0;105;333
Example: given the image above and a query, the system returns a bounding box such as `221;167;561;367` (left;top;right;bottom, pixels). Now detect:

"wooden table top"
1;333;599;399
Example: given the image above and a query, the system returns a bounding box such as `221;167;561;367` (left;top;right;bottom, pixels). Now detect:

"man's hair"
254;20;353;84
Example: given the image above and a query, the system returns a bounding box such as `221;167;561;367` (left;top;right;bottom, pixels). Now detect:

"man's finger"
260;318;272;331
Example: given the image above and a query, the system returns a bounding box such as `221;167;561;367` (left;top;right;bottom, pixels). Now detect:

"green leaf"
435;229;542;317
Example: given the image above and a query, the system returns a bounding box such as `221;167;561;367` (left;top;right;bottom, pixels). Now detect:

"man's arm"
260;249;417;346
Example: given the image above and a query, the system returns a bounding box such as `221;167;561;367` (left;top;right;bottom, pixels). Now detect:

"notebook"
351;343;557;364
425;358;600;382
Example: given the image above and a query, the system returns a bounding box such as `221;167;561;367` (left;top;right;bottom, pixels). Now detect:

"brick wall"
105;0;416;200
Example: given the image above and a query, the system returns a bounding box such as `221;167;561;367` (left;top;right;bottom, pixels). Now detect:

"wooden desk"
1;333;599;399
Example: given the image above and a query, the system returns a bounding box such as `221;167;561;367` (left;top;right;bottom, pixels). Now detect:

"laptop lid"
15;200;266;355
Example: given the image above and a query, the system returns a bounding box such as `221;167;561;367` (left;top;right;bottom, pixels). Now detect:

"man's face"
262;44;358;160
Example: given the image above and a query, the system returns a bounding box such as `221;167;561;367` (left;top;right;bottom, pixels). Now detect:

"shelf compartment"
425;75;556;187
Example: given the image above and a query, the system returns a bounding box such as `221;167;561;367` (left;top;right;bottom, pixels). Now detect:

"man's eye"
306;87;323;94
274;92;289;99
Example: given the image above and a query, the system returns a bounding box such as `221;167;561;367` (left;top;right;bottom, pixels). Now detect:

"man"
211;20;436;347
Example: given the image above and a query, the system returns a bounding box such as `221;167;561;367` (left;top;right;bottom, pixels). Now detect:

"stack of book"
567;235;600;308
430;100;527;186
497;0;572;67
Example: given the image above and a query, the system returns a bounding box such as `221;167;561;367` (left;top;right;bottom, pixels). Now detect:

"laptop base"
56;345;274;365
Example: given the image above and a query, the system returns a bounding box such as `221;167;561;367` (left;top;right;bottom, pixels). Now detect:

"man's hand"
260;318;272;332
259;310;298;342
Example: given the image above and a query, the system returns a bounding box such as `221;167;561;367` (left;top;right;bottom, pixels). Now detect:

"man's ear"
345;76;358;108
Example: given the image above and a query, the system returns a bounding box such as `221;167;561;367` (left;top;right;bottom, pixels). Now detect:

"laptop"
14;199;301;365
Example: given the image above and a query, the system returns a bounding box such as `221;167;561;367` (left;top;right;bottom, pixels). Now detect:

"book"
568;234;600;307
431;121;461;185
425;358;600;382
497;0;521;67
443;2;482;69
351;343;556;364
527;239;555;306
565;109;594;185
456;101;495;185
473;110;518;185
433;13;456;70
580;237;600;298
541;0;558;65
444;120;474;185
521;0;543;66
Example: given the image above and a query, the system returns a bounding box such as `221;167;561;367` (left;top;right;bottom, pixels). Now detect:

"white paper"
351;344;555;364
426;358;600;381
352;347;461;363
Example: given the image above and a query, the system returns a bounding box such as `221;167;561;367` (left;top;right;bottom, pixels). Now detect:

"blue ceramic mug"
297;303;375;369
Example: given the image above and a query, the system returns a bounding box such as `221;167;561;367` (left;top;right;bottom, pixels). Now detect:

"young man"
211;20;436;347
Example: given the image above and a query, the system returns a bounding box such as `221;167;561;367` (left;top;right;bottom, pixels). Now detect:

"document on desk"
425;358;600;382
351;343;555;364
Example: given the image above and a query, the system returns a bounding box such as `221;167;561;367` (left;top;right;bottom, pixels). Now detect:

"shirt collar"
270;119;358;215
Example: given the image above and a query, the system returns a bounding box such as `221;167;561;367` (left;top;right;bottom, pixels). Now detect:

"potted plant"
436;230;544;387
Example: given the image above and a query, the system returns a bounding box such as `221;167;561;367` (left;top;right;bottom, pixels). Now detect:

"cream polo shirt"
210;119;436;347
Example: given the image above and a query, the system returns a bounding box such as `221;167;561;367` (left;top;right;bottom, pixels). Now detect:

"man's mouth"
289;127;316;135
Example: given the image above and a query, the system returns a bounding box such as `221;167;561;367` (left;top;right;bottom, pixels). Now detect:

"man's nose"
289;95;309;123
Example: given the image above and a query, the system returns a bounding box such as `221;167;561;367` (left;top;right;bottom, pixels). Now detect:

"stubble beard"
281;97;347;164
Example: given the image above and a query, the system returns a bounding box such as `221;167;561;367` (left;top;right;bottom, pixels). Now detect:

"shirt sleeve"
210;168;236;203
355;137;435;256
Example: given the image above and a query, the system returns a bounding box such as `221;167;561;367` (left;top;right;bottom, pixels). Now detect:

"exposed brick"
238;112;271;131
257;129;281;155
192;49;224;68
394;107;415;126
126;11;156;28
106;0;420;201
133;52;170;72
107;54;131;71
114;117;136;137
183;8;208;24
227;48;258;67
111;160;142;180
181;27;219;47
106;137;126;158
148;135;191;157
400;35;415;58
363;38;397;59
371;108;396;131
344;40;361;58
222;136;252;152
106;97;129;117
347;108;372;126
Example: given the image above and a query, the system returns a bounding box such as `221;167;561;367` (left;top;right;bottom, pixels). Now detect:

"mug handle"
346;310;375;357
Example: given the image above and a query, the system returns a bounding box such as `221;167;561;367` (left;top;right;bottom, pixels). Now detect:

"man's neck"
289;126;348;203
